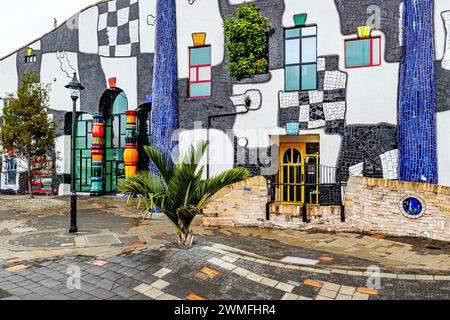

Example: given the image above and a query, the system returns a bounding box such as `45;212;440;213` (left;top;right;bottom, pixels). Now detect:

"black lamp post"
65;73;85;233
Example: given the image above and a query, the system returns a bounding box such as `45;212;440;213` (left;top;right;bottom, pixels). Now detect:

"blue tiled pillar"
150;0;179;173
398;0;438;184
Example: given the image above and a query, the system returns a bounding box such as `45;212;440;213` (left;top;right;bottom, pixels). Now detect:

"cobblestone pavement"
0;196;450;300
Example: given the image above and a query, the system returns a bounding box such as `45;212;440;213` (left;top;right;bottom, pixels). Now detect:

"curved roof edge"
0;0;105;61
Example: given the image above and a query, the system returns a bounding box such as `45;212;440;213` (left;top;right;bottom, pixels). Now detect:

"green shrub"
224;2;273;80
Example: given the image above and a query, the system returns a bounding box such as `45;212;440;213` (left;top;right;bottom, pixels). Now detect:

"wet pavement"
0;195;449;300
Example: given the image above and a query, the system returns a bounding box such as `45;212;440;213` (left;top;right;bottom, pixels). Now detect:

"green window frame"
284;25;317;92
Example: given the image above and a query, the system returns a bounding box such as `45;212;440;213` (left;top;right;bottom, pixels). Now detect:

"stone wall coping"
349;176;450;195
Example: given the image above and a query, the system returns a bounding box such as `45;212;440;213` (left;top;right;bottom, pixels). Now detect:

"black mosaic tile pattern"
335;124;398;182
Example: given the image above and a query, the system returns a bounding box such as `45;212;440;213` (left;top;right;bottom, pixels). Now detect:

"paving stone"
133;283;152;294
156;293;179;300
397;274;417;280
322;282;341;292
259;278;279;288
153;268;172;278
39;279;61;288
352;292;370;300
144;288;164;299
97;278;115;291
232;267;250;277
90;288;116;300
318;288;338;299
281;293;299;300
246;272;264;283
275;282;294;293
151;279;170;290
315;295;333;300
336;294;352;300
112;286;137;299
339;285;356;296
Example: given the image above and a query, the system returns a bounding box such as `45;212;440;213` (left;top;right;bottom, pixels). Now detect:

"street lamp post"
65;73;85;233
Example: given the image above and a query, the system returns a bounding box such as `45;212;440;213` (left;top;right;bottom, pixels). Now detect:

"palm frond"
144;145;174;185
195;167;251;208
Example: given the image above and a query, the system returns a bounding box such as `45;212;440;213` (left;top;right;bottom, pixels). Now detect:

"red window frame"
29;160;53;194
344;36;382;69
188;45;212;99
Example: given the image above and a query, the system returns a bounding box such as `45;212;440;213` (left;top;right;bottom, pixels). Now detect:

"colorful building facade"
0;0;449;203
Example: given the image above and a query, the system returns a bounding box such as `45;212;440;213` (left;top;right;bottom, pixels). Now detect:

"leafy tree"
0;70;56;198
118;142;250;246
224;2;273;80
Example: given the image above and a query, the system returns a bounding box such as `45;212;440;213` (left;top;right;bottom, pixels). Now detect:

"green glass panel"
106;127;112;148
189;82;211;97
285;39;300;64
115;149;124;162
113;92;128;114
285;65;300;91
301;64;317;90
345;39;371;67
285;28;300;39
77;121;86;136
82;150;91;158
302;37;316;63
76;137;86;149
190;46;211;66
106;149;114;161
120;135;126;148
121;115;126;132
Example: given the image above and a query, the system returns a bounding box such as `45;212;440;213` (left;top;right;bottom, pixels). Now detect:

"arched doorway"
98;88;129;194
280;144;305;203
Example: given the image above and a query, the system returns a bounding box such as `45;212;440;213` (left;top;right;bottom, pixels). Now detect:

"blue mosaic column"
150;0;179;173
398;0;438;184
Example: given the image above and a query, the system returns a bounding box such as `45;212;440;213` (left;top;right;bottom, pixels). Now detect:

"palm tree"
118;142;250;246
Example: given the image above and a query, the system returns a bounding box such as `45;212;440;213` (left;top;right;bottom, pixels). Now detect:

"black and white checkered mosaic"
279;56;348;129
97;0;140;57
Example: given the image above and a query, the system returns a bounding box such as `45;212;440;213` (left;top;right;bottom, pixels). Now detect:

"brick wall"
203;176;268;227
345;177;450;241
203;176;347;231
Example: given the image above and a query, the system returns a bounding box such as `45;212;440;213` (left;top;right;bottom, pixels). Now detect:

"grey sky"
0;0;97;57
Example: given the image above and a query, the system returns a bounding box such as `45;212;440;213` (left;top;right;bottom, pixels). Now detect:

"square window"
345;37;381;68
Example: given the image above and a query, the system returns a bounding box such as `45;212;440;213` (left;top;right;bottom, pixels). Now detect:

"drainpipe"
206;106;250;179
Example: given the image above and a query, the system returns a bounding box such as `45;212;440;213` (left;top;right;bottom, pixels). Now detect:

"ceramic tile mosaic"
398;0;438;184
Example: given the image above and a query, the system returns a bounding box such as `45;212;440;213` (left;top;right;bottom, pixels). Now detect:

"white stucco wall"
178;128;234;179
40;52;80;111
78;7;99;54
100;56;137;108
435;0;450;61
176;0;224;79
139;0;156;54
55;135;71;175
437;110;450;186
232;69;284;148
0;53;18;100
